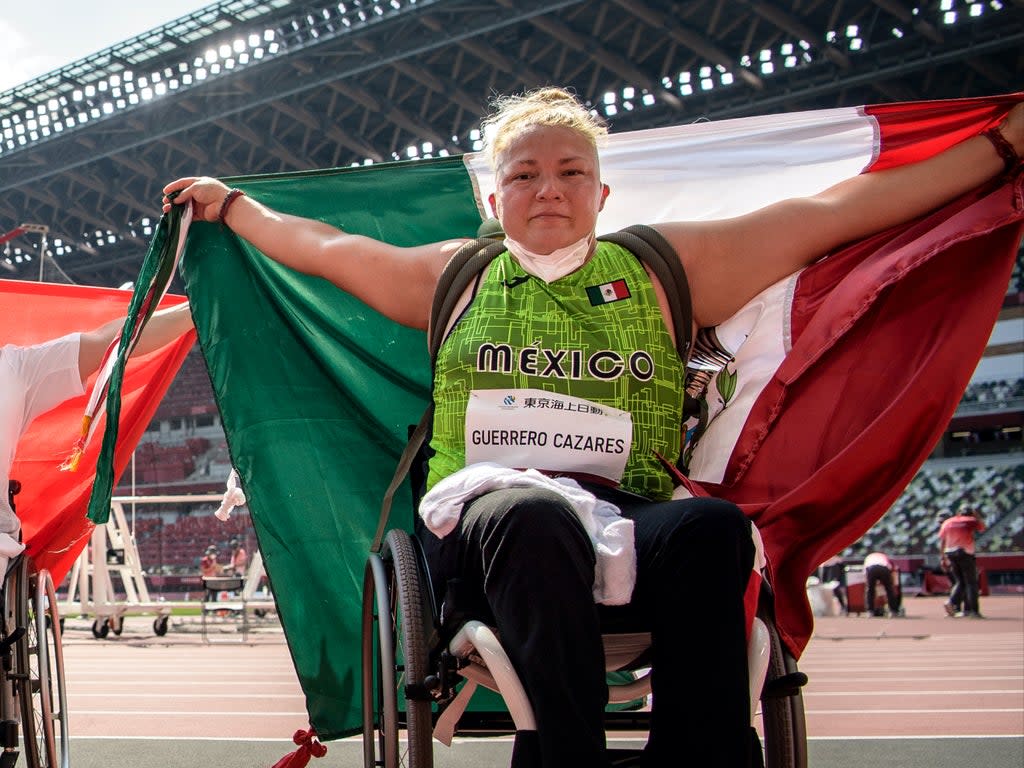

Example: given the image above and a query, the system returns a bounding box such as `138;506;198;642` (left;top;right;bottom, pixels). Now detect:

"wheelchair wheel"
362;528;434;768
15;565;70;768
1;558;27;762
759;611;807;768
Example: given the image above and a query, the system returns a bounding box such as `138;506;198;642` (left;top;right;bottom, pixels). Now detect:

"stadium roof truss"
0;0;1021;286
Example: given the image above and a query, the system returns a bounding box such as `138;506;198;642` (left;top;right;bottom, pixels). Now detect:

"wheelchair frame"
362;527;807;768
0;556;70;768
1;480;69;768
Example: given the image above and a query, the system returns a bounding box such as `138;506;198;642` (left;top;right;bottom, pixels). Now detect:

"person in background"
863;551;901;617
939;505;986;618
935;508;961;613
199;544;220;601
819;554;847;614
229;537;248;577
163;89;1023;768
0;302;194;577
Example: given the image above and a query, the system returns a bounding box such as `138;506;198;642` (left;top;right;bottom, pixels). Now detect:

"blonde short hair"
481;87;608;170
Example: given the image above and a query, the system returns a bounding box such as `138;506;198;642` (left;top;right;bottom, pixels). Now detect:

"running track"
59;594;1023;767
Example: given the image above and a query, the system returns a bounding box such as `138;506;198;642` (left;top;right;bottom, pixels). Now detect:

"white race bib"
465;389;633;482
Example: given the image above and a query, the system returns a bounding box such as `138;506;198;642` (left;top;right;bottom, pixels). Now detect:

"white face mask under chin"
503;234;595;283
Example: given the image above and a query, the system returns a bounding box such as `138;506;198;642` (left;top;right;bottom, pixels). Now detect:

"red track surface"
59;595;1023;742
799;594;1023;739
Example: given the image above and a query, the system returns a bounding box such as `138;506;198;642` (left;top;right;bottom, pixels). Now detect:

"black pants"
422;485;755;768
946;548;981;614
864;564;899;616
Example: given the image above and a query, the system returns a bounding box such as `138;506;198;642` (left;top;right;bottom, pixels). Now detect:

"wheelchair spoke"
758;600;807;768
16;568;70;768
362;530;435;768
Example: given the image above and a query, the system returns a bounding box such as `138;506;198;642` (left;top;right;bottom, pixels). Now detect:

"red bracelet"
217;188;245;225
982;127;1020;175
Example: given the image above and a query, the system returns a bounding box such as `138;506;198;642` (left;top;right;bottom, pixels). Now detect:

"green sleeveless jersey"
427;240;685;500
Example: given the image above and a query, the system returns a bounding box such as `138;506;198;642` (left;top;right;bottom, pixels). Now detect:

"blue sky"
0;1;216;91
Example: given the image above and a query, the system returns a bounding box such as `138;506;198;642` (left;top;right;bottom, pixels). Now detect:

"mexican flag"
163;93;1021;741
587;279;631;306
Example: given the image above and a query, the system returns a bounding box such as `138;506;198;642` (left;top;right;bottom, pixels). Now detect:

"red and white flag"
3;281;193;581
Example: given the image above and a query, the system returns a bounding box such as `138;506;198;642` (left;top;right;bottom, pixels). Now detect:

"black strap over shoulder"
428;239;507;358
374;237;504;552
372;227;692;552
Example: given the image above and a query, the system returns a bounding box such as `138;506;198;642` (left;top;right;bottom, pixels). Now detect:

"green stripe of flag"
180;158;482;739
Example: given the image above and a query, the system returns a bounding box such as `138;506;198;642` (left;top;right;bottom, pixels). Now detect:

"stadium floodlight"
0;0;427;158
0;0;1014;166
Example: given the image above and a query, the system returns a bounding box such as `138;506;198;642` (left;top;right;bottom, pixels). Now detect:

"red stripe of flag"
698;93;1024;657
865;93;1022;172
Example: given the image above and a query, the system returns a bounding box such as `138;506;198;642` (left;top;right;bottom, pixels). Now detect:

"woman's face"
489;124;609;255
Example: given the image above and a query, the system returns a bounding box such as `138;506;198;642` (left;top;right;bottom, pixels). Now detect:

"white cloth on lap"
419;462;636;605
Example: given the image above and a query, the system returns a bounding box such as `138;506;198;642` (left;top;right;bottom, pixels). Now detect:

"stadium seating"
959;378;1024;405
135;509;257;574
848;463;1024;557
152;349;217;422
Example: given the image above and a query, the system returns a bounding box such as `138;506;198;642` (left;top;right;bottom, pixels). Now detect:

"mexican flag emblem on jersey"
587;278;631;305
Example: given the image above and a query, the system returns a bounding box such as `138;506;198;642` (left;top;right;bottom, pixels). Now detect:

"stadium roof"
1;0;1021;287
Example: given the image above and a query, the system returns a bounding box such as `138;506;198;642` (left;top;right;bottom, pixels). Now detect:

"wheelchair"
361;524;808;768
1;481;70;768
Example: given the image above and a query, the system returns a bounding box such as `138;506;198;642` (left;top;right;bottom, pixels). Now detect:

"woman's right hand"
162;176;231;221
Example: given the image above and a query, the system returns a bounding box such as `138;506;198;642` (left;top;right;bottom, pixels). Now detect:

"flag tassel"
269;728;327;768
59;415;93;472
